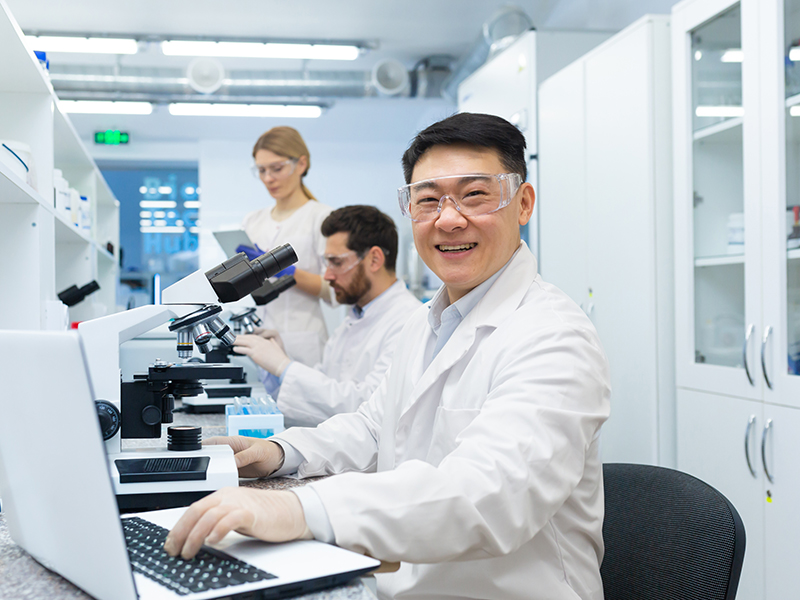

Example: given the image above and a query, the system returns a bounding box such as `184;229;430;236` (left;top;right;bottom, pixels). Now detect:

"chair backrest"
601;463;745;600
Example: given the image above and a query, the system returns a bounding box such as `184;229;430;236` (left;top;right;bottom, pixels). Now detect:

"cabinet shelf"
0;1;120;328
693;117;743;141
694;254;745;267
786;93;800;109
0;159;41;205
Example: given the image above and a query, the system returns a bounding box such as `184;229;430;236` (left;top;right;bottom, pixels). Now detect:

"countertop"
0;404;378;600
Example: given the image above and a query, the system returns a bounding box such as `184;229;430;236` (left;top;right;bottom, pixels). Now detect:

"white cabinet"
457;29;610;256
0;0;119;329
538;16;675;466
673;0;800;597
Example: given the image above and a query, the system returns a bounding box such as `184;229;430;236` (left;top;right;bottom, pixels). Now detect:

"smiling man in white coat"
165;113;612;600
233;205;421;426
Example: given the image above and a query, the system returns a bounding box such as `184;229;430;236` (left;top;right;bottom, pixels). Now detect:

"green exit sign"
95;130;129;145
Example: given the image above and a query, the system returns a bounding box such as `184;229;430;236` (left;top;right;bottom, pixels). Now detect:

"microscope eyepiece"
205;243;298;304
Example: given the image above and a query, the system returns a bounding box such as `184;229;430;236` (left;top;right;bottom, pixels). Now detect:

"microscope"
78;244;297;511
182;273;298;413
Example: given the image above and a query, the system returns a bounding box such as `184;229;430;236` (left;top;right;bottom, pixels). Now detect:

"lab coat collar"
404;242;537;409
349;279;407;321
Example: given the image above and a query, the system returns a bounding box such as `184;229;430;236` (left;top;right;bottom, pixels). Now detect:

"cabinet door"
760;0;800;409
583;19;669;464
538;60;588;305
762;403;800;599
676;389;764;600
673;0;763;400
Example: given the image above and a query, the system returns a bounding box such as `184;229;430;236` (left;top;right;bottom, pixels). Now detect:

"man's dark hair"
401;112;527;184
321;205;398;272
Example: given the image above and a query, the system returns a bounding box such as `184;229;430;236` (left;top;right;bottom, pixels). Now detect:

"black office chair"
601;463;745;600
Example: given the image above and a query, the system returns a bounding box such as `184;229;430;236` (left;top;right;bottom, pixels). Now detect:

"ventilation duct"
440;5;534;102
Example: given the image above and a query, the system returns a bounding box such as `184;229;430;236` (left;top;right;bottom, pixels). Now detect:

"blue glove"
235;244;264;261
274;265;296;278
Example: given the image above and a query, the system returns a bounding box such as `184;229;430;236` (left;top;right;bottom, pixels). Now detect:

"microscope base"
109;444;238;512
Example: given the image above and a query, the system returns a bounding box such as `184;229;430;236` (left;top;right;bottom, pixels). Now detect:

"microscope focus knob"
141;405;162;426
95;400;121;441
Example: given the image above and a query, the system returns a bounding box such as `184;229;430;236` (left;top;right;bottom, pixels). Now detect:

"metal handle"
761;326;773;389
743;324;754;386
762;418;774;483
744;415;757;477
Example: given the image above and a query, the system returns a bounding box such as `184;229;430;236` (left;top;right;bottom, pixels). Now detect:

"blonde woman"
240;126;334;367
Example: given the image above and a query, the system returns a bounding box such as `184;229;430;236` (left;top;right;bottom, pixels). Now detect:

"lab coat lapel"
400;243;539;418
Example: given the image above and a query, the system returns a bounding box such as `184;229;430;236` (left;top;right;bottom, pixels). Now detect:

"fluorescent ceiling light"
168;103;322;118
790;106;800;117
161;40;359;60
696;105;744;118
140;226;187;234
720;49;743;63
26;35;137;54
60;100;152;115
790;47;800;62
140;200;177;209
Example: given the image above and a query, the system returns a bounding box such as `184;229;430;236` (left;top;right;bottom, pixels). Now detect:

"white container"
79;195;91;233
53;169;71;218
727;212;744;254
0;140;37;190
225;405;284;439
68;188;81;227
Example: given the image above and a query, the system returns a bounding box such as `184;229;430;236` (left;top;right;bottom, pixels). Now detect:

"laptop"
0;330;379;600
213;229;255;259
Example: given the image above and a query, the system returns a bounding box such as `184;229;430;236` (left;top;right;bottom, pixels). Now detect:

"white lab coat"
277;280;421;427
242;201;333;366
276;243;611;600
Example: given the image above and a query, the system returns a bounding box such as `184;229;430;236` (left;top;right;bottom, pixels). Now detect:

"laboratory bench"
0;406;378;600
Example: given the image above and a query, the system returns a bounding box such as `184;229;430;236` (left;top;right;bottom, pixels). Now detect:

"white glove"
233;334;291;376
252;327;285;351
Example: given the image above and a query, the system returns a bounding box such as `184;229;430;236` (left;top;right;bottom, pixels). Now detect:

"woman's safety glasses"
397;173;522;222
321;250;364;274
251;158;298;180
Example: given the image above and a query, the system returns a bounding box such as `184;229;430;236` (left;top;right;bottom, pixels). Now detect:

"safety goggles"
321;250;365;274
250;158;298;180
397;172;522;222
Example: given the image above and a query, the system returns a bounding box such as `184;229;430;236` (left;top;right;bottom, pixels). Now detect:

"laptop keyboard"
122;516;277;596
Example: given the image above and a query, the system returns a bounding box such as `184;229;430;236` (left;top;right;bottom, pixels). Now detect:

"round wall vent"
187;58;225;94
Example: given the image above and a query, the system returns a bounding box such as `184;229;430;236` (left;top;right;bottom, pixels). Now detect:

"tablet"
213;229;253;258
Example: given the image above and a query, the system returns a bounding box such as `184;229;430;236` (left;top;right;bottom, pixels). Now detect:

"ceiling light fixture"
25;35;138;54
60;100;153;115
720;49;743;63
168;103;323;118
695;105;744;118
161;40;360;61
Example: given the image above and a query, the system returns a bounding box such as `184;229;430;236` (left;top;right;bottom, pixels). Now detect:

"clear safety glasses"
250;158;298;180
397;172;522;222
321;250;364;274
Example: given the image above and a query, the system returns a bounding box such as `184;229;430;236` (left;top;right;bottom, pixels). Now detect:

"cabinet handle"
762;418;774;484
761;326;773;389
743;323;754;386
744;415;757;478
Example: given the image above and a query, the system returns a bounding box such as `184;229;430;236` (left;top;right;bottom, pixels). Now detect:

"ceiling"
5;0;681;147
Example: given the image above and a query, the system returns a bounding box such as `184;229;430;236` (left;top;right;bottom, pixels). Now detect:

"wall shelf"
694;254;745;267
0;0;120;329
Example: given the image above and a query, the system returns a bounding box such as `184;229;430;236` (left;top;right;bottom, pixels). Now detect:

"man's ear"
518;182;535;226
368;246;386;273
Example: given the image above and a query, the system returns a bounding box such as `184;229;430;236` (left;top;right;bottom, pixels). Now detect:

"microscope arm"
78;304;199;407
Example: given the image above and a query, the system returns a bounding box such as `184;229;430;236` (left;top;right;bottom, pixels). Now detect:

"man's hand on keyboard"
203;436;285;478
164;487;312;560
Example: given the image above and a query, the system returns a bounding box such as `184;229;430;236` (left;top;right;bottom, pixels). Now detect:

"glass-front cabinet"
673;0;762;400
675;1;800;598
